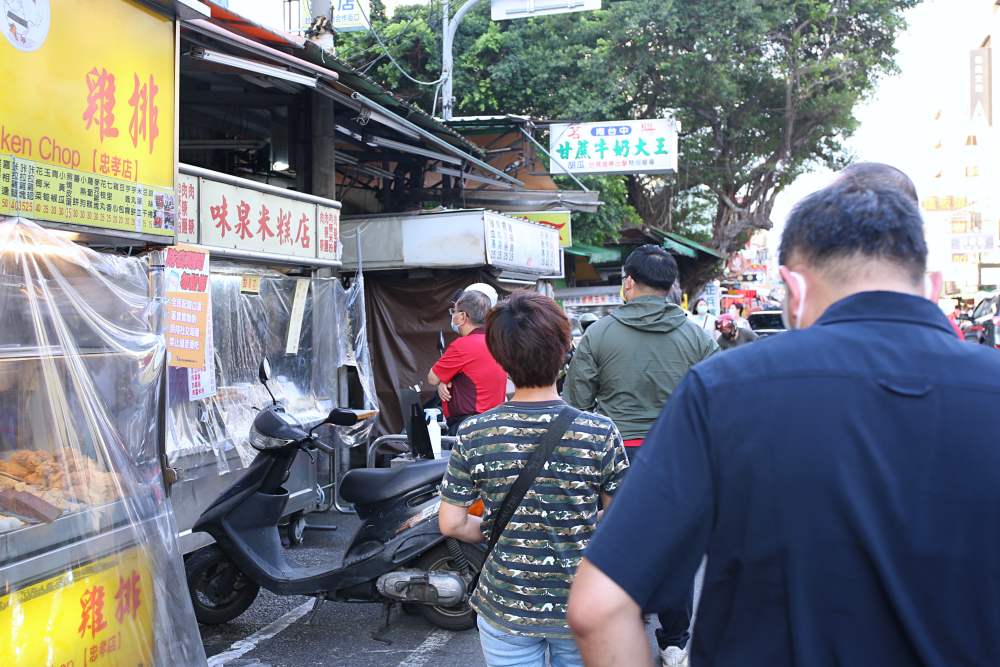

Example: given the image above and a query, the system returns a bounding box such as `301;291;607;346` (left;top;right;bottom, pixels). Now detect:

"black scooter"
185;360;484;630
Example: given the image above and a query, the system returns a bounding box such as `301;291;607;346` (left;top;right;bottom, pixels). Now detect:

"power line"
356;0;447;87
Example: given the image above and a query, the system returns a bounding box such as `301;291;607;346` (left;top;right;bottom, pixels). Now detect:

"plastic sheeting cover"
0;218;206;665
167;264;375;471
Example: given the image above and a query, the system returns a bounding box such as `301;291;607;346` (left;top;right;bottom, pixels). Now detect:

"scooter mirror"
325;408;359;427
259;359;272;384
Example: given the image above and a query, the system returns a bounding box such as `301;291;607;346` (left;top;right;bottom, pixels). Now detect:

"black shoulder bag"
483;405;581;559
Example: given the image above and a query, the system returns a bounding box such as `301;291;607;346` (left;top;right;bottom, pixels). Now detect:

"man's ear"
925;271;943;303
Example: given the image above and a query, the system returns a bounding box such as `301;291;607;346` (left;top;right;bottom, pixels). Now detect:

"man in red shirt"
427;287;508;435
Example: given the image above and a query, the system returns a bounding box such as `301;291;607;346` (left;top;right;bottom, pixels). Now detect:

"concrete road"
198;508;662;667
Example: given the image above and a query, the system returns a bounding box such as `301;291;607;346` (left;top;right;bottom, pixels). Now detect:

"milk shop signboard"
548;118;680;176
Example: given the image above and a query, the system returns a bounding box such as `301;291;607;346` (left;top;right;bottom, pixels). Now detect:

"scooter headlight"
248;424;296;451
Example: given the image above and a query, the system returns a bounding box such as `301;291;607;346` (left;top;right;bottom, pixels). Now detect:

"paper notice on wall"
166;291;208;368
285;278;310;355
188;310;216;401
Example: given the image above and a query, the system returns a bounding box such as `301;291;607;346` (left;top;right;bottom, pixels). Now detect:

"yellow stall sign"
515;210;572;248
0;546;155;667
0;0;175;237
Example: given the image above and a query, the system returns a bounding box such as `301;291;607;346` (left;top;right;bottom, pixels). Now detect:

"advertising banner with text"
0;0;176;237
549;118;679;176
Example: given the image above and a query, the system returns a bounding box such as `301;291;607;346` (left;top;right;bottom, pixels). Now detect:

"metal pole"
442;0;486;120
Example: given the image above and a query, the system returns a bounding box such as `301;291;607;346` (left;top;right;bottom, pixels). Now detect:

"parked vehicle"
186;360;484;629
967;293;1000;347
747;310;786;338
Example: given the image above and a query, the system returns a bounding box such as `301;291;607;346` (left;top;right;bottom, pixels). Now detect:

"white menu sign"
484;213;560;275
199;179;316;259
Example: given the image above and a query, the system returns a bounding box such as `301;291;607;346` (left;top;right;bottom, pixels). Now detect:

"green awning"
662;237;698;258
663;232;724;259
565;243;622;264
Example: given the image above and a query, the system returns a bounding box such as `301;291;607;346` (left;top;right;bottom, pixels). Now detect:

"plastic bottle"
424;408;442;458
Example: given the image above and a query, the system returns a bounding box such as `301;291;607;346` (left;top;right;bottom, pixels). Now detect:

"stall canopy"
180;3;522;212
565;243;622;265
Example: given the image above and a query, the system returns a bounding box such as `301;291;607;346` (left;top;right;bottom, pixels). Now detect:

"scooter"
185;359;484;630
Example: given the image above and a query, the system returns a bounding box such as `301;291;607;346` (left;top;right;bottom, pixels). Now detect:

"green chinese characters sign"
548;119;679;176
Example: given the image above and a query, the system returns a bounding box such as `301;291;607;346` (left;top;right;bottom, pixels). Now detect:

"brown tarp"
364;269;506;436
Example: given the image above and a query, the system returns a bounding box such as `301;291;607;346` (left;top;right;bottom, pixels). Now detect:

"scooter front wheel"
414;542;485;631
186;545;261;625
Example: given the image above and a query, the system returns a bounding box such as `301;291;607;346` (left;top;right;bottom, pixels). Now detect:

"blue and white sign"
331;0;370;33
548;118;680;176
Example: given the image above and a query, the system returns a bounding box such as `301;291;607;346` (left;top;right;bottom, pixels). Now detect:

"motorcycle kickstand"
305;596;326;625
370;602;396;645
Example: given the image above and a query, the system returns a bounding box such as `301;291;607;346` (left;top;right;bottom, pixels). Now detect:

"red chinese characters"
210;195;231;238
277;209;292;245
235;200;253;240
82;67;120;142
82;66;160;153
257;203;274;241
115;570;142;623
79;585;109;638
294;213;310;249
128;74;159;154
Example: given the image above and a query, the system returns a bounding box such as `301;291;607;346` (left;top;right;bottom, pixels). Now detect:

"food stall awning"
565;244;622;265
661;237;698;259
663;232;724;259
340;209;561;277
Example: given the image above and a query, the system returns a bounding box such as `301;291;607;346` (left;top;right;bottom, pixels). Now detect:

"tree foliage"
337;0;918;262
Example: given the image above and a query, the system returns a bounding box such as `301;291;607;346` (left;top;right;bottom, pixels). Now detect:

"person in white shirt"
692;298;717;335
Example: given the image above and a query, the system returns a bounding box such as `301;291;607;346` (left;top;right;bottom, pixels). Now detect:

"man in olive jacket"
563;243;716;666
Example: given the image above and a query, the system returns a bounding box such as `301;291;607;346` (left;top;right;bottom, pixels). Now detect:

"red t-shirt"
432;329;507;420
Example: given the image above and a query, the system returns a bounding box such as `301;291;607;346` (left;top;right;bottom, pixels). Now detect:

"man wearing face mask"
716;314;758;349
569;165;1000;667
427;287;507;436
563;244;716;666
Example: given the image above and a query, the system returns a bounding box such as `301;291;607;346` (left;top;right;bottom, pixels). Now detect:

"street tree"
337;0;919;288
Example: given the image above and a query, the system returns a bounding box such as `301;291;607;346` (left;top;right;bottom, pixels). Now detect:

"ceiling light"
188;48;318;88
271;161;290;172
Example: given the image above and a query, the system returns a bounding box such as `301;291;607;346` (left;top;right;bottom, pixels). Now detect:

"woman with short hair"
439;291;628;667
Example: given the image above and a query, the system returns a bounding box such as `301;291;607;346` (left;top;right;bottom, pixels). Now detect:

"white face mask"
696;303;709;315
781;271;808;330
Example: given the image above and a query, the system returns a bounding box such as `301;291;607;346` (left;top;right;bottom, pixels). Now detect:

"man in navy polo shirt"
568;167;1000;666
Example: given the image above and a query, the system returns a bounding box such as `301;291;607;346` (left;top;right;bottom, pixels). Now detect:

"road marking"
207;599;316;666
395;629;456;667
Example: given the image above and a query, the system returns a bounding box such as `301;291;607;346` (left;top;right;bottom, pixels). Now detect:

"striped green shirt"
440;400;628;638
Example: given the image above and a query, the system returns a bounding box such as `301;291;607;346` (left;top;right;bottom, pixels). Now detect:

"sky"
769;0;985;255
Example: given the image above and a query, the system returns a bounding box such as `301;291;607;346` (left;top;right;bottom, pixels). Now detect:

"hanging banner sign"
176;173;199;243
549;118;680;176
331;0;371;32
317;204;342;261
514;210;572;248
164;245;216;394
199;179;317;259
0;0;176;237
484;212;561;275
0;545;154;666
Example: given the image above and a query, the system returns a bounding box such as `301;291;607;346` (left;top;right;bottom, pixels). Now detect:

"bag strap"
484;405;581;559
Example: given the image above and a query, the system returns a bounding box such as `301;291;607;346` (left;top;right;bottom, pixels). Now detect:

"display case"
0;218;204;666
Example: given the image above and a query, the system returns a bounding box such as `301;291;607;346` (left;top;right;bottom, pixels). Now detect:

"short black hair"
835;162;918;204
779;182;927;282
485;291;571;388
624;244;678;292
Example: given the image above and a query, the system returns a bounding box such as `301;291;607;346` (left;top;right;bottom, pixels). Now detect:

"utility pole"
441;0;484;120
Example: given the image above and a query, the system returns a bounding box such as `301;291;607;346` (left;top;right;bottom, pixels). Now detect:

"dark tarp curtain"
364;269;505;436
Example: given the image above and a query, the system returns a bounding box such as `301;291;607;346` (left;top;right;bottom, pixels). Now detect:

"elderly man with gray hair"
427;286;509;435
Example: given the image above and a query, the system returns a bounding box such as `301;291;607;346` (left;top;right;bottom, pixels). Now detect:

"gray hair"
455;289;492;325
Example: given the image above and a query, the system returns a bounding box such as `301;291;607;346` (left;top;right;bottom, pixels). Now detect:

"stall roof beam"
349;92;523;189
368;136;463;166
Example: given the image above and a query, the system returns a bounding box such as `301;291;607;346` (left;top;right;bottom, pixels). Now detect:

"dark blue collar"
815;291;956;336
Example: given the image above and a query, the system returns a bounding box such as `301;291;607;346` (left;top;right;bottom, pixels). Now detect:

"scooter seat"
340;458;449;505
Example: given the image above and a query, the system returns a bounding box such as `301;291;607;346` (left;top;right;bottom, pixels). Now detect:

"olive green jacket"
562;296;718;440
